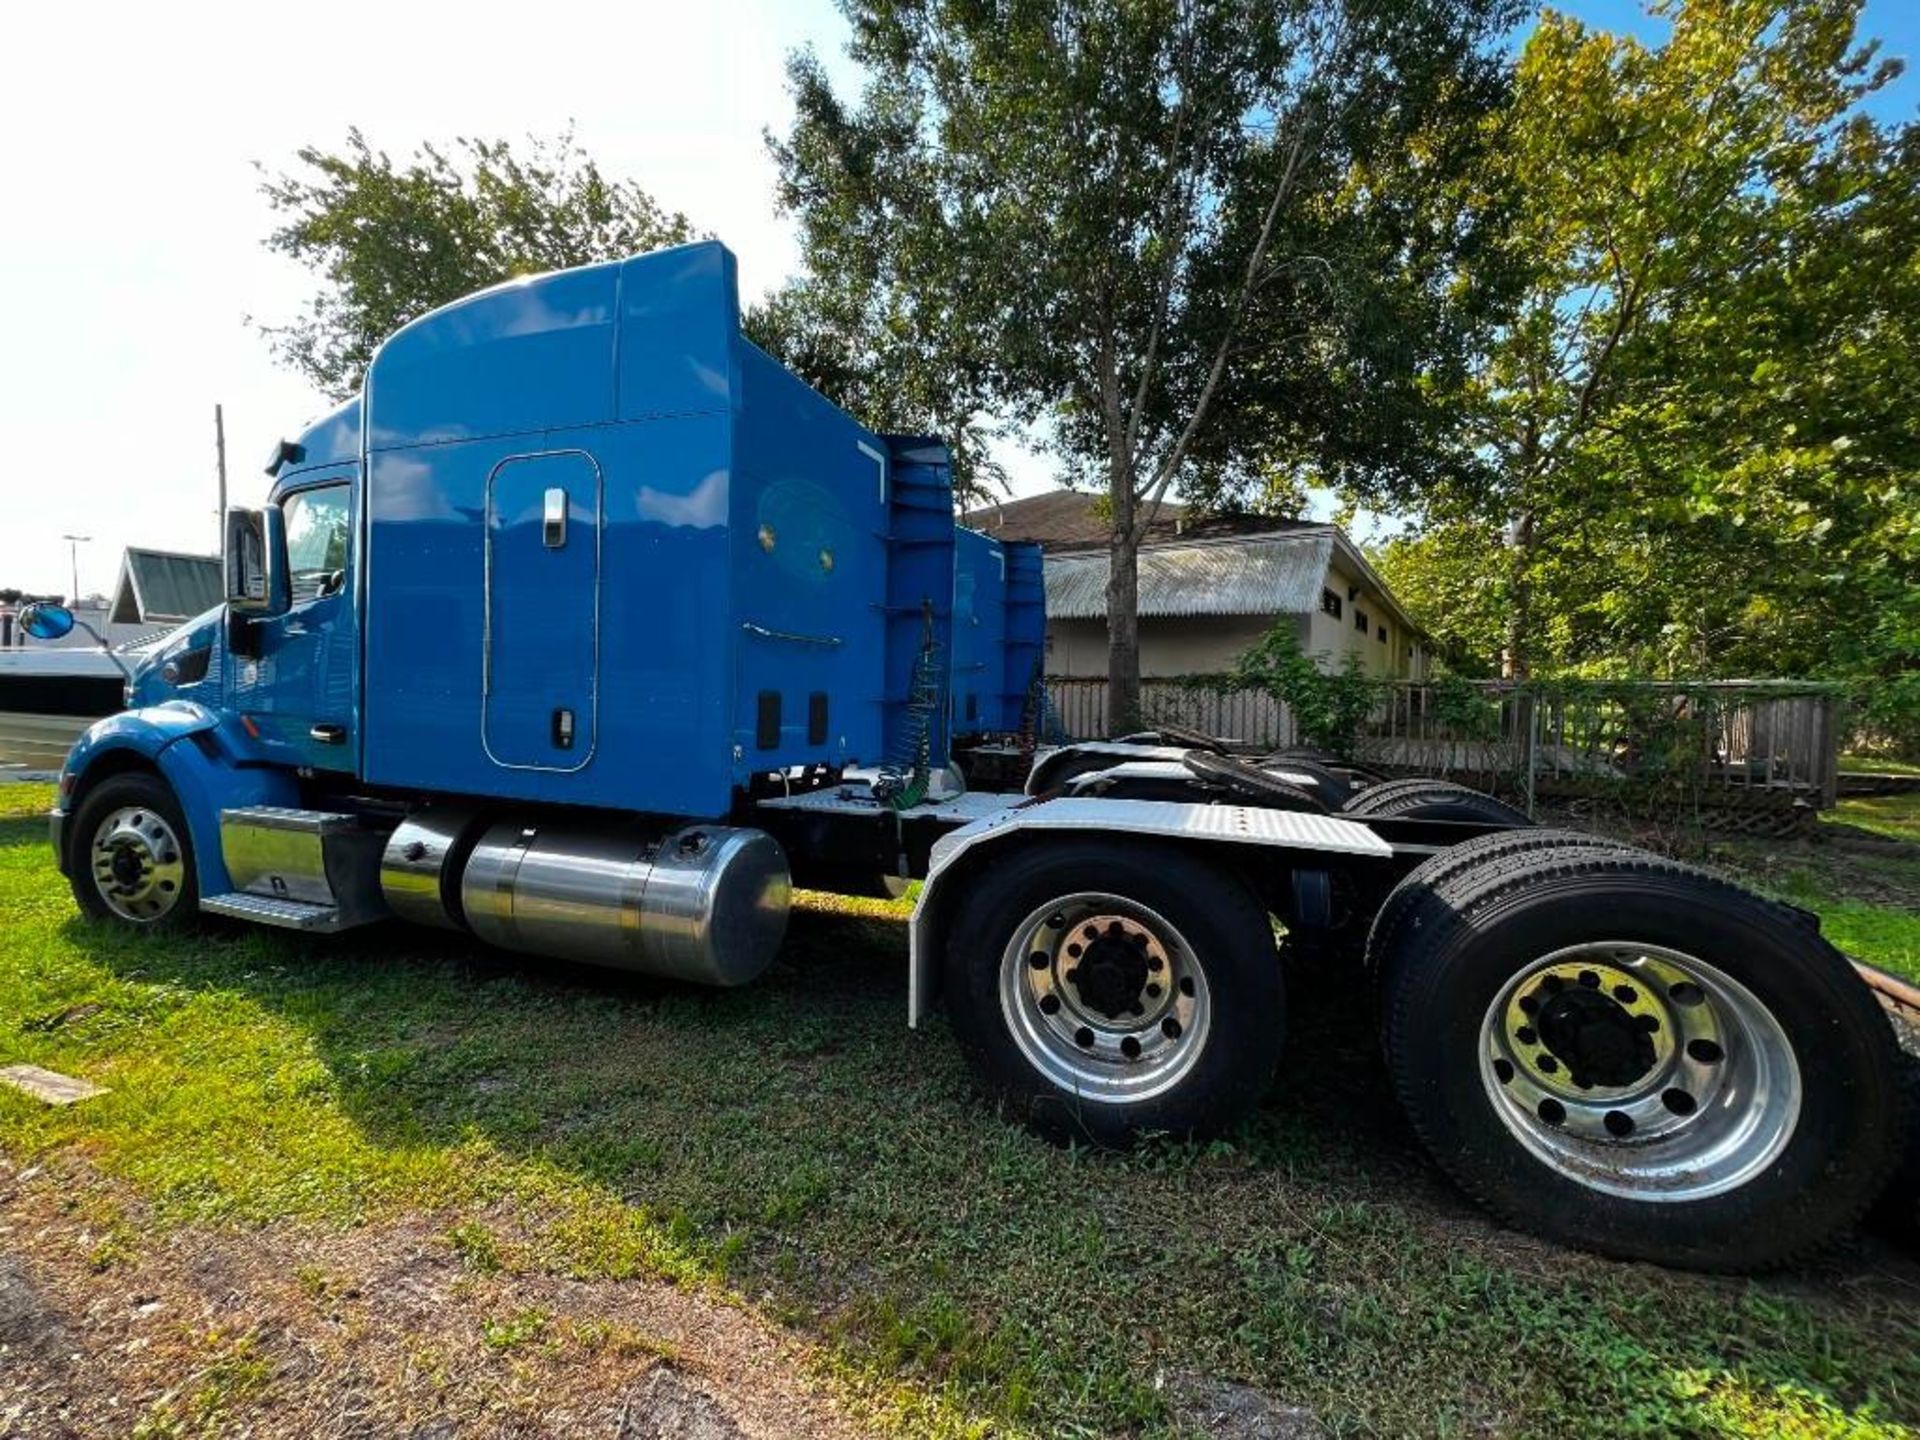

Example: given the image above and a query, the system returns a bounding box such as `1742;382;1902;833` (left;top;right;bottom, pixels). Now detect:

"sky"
0;0;1914;600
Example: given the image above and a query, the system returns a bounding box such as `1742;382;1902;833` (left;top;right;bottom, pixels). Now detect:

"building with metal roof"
108;548;222;626
965;491;1429;680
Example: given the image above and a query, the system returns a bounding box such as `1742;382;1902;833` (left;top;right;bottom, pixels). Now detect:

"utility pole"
215;403;228;559
61;534;91;607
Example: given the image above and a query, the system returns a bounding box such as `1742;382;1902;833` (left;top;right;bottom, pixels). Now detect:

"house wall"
1048;613;1302;678
1042;553;1432;682
1305;555;1426;679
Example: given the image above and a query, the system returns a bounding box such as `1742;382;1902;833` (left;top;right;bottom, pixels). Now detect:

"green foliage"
258;129;695;399
1380;0;1917;702
1230;623;1379;758
744;278;1008;504
770;0;1521;710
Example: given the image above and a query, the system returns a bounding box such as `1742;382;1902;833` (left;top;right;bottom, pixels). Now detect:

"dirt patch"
0;1160;872;1439
615;1366;746;1439
1162;1371;1328;1439
0;1253;62;1352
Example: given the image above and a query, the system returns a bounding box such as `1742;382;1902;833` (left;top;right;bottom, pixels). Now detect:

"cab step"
200;891;348;931
218;806;389;930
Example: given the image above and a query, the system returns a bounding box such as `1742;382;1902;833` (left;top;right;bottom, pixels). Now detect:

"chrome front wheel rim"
998;892;1211;1104
1478;942;1800;1202
89;805;186;923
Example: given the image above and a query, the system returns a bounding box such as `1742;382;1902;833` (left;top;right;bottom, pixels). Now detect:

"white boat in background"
0;637;168;774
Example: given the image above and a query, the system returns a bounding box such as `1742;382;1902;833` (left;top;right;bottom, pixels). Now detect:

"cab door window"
283;486;351;602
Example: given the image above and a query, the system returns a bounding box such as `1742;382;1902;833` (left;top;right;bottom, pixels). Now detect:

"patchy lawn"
3;781;1919;1438
1701;792;1920;984
1832;792;1920;847
1839;756;1920;778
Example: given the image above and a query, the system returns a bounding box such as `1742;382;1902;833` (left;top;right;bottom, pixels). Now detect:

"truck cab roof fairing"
362;242;740;453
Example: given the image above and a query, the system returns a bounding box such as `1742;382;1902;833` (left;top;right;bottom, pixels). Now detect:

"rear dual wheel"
1376;844;1903;1270
944;840;1282;1145
1345;777;1532;826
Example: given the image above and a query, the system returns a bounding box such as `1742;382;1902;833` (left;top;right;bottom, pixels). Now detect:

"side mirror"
224;507;289;617
19;602;75;641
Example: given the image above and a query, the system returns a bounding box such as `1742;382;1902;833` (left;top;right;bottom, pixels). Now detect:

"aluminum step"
200;891;346;932
217;806;390;929
221;806;358;834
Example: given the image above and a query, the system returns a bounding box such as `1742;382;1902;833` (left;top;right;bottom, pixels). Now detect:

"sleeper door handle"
310;724;347;745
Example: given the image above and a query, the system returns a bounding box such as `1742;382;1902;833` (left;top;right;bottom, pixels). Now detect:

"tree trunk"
1503;506;1535;680
1107;524;1142;736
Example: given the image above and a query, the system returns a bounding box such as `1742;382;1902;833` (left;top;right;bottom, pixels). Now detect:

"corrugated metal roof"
110;549;222;624
964;488;1323;553
1046;530;1336;620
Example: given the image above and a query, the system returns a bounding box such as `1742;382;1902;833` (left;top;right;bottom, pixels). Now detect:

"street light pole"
61;534;91;607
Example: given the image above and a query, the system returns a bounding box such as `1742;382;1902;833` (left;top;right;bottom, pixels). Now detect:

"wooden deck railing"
1043;676;1843;813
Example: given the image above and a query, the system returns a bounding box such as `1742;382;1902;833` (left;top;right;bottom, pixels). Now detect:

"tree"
1405;0;1913;681
746;276;1009;502
258;130;695;400
770;0;1519;728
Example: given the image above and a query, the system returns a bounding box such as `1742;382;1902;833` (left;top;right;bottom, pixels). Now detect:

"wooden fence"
1044;676;1843;819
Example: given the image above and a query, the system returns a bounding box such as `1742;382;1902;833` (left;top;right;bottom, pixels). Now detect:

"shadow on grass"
8;811;1920;1438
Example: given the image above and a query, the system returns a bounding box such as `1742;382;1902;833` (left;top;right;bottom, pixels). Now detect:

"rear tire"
1367;829;1634;987
1345;777;1533;826
944;840;1283;1145
1378;845;1902;1270
1181;751;1328;813
1252;756;1353;810
67;772;199;931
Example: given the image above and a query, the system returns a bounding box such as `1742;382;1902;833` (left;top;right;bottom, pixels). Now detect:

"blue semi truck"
24;241;1905;1272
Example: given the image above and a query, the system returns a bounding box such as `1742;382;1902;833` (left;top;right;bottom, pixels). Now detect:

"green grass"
1819;904;1920;982
3;781;1919;1437
1840;756;1920;777
1696;791;1920;983
1834;791;1920;846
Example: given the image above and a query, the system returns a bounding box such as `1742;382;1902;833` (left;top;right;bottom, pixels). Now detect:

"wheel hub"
107;843;147;889
1533;984;1655;1088
998;894;1211;1105
1479;943;1801;1203
89;807;185;923
1069;927;1151;1020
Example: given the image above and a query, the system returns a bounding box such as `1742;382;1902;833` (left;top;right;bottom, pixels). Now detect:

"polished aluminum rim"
89;805;186;923
998;892;1211;1104
1478;942;1800;1202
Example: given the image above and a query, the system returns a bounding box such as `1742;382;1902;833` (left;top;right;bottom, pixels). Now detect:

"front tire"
1378;845;1902;1270
68;772;198;931
944;840;1283;1145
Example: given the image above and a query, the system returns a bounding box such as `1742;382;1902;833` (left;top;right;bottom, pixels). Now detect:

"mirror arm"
65;615;135;684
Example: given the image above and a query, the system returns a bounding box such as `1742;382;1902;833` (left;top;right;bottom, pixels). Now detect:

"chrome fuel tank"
460;822;790;986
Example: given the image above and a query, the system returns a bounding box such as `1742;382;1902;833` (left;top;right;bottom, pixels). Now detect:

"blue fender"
59;702;300;896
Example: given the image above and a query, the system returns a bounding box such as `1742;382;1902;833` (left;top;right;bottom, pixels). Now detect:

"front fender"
63;701;223;779
58;703;299;894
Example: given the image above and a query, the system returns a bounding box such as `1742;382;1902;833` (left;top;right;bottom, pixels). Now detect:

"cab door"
228;471;359;772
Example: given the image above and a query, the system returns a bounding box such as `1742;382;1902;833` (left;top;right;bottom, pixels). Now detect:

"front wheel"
1379;846;1902;1270
943;840;1283;1145
67;772;199;930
